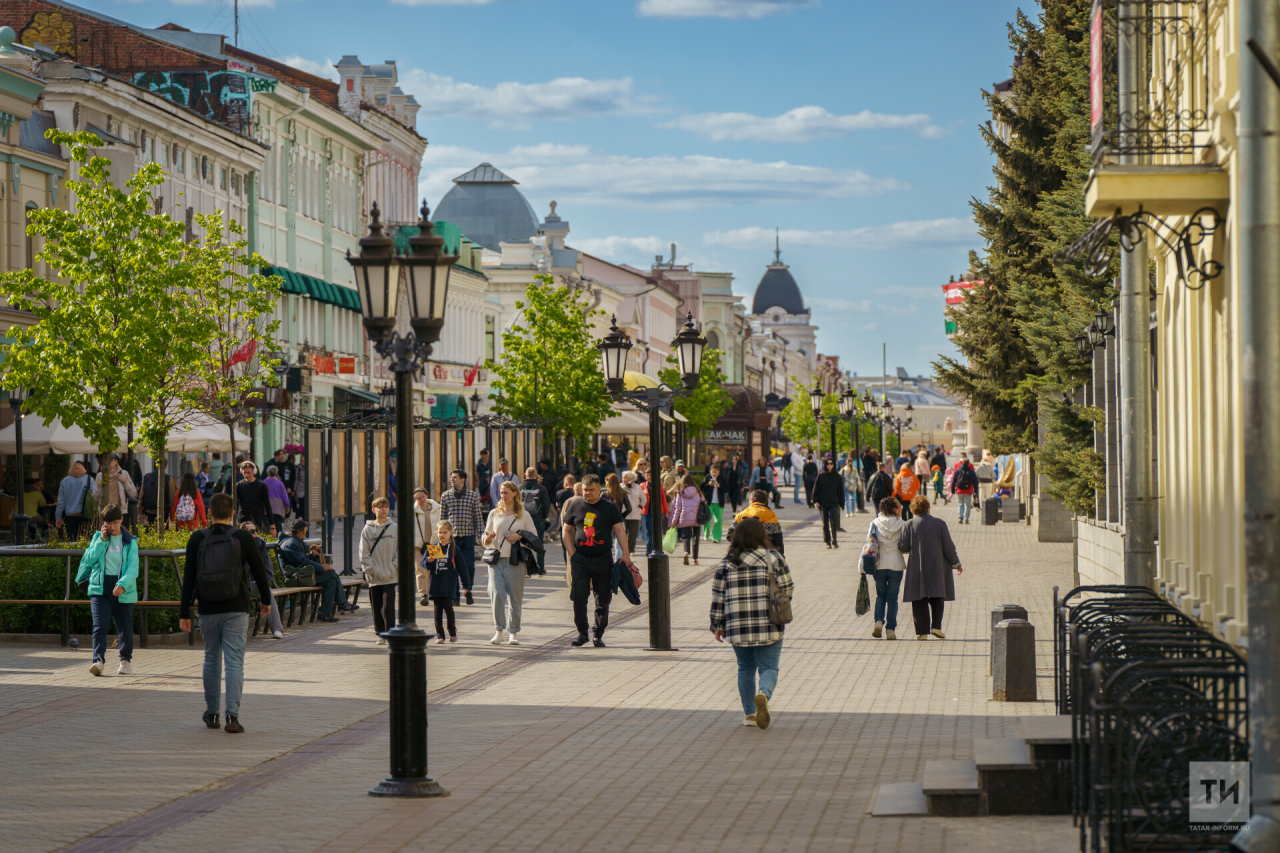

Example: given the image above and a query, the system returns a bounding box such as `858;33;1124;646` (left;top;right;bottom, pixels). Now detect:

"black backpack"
141;472;158;510
520;484;544;517
954;466;976;492
197;528;245;603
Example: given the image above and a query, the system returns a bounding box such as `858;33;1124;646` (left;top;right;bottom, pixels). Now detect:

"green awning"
263;265;361;313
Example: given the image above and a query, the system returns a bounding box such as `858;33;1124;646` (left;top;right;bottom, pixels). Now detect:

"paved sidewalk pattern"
1;500;1077;853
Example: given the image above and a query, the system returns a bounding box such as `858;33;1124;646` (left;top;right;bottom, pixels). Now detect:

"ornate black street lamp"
379;384;396;414
468;390;481;417
597;312;705;650
839;388;858;460
1074;331;1090;357
808;385;825;457
347;201;457;799
8;386;27;545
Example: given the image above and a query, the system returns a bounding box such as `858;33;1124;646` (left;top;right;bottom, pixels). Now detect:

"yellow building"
1082;0;1242;647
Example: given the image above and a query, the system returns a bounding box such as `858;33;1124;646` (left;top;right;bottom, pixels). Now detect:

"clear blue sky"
113;0;1023;377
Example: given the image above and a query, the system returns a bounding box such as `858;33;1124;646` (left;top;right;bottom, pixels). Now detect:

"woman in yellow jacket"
892;464;920;520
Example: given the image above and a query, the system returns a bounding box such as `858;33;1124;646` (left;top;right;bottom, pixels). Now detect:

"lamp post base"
369;777;450;798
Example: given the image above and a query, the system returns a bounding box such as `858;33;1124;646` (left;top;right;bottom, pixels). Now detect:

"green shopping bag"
662;526;678;554
855;574;870;616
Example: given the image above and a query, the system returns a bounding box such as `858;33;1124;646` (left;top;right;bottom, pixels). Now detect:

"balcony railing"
1091;0;1213;165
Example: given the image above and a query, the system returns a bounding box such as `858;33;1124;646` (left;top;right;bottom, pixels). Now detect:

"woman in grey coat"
898;494;964;639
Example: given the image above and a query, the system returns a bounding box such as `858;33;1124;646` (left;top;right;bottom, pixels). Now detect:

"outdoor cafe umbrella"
0;415;128;455
165;418;251;453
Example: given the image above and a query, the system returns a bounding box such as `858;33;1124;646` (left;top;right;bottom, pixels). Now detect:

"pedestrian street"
2;499;1077;853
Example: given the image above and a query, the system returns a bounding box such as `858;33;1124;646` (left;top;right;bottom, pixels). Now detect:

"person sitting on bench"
277;519;355;622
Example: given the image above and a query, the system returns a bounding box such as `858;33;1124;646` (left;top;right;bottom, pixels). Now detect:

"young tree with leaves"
486;275;612;452
657;348;731;441
0;130;200;453
184;212;282;513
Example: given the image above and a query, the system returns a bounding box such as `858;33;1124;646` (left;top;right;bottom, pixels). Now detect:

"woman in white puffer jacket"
863;496;906;640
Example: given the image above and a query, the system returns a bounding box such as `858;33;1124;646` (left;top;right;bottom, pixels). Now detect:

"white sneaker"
506;632;520;645
375;637;388;646
89;661;103;677
490;631;505;645
117;660;132;675
272;631;284;640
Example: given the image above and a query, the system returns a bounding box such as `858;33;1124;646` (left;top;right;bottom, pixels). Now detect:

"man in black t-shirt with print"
562;474;636;648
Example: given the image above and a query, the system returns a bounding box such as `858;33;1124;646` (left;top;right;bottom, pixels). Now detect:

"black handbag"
483;517;517;565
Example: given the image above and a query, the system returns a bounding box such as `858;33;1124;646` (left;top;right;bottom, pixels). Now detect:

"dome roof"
752;263;808;316
433;163;539;251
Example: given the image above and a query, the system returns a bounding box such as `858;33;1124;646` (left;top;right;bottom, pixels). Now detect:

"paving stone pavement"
1;497;1079;853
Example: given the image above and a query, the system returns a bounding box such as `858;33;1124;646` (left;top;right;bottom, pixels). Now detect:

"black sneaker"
593;637;606;648
465;590;474;605
202;711;219;729
225;714;244;734
571;634;589;647
420;595;429;606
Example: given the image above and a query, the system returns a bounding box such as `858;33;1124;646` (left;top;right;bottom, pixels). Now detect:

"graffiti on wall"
19;11;79;58
132;70;255;132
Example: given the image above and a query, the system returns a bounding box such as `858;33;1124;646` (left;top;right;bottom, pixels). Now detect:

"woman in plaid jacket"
710;517;795;729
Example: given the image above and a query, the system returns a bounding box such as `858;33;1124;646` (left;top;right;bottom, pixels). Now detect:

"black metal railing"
1053;584;1248;853
1091;0;1213;165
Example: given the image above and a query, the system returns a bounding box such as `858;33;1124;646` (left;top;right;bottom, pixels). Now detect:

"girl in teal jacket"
74;506;140;676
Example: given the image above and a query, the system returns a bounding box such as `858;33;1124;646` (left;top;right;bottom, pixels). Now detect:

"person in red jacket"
641;474;669;557
170;472;208;531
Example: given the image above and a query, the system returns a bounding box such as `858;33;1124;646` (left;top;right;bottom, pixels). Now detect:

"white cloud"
399;70;651;126
702;219;974;250
810;296;918;317
276;55;338;82
664;106;947;142
637;0;819;19
390;0;503;4
420;144;904;210
571;236;668;258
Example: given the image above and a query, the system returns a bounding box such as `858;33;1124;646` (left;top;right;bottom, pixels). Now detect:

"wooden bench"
0;599;196;645
251;576;365;636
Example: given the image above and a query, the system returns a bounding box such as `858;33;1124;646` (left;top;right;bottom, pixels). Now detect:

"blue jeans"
792;479;802;503
958;494;973;523
200;611;249;716
90;590;133;663
872;569;903;630
845;492;857;514
732;638;783;715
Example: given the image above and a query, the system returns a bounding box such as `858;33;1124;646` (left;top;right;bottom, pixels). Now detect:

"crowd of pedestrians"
64;438;982;737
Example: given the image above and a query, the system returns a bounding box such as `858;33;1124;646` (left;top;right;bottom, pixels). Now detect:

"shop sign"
704;428;747;445
429;364;490;383
425;395;438;407
311;353;336;374
338;356;356;374
433;365;448;380
943;280;980;305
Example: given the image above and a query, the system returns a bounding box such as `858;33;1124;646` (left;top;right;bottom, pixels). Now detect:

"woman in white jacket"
483;480;538;646
862;496;906;640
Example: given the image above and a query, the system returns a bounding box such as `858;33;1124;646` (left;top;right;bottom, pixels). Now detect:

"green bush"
0;529;279;635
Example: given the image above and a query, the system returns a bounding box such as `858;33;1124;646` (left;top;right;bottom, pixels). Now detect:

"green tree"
183;211;282;506
487;275;612;450
778;381;854;457
0;130;201;451
658;348;731;440
934;0;1109;510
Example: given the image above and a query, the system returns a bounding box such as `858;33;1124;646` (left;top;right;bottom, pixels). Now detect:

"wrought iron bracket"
373;330;431;375
607;384;690;414
1056;206;1224;290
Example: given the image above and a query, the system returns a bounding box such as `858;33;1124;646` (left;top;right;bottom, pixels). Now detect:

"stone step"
1018;715;1072;745
973;737;1035;771
924;759;984;817
870;782;928;816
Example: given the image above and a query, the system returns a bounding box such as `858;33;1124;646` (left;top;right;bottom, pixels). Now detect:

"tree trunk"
228;422;238;519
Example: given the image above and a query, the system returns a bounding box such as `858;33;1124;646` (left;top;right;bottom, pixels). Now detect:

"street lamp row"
595;312;706;651
808;387;913;460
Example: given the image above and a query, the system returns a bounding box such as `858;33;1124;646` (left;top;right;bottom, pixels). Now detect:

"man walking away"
180;493;274;733
140;461;178;527
235;462;271;532
562;474;637;648
780;449;793;487
56;461;93;540
726;490;785;554
865;462;894;515
440;469;484;605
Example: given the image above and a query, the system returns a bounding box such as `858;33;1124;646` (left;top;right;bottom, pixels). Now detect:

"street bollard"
991;604;1029;674
992;618;1037;702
